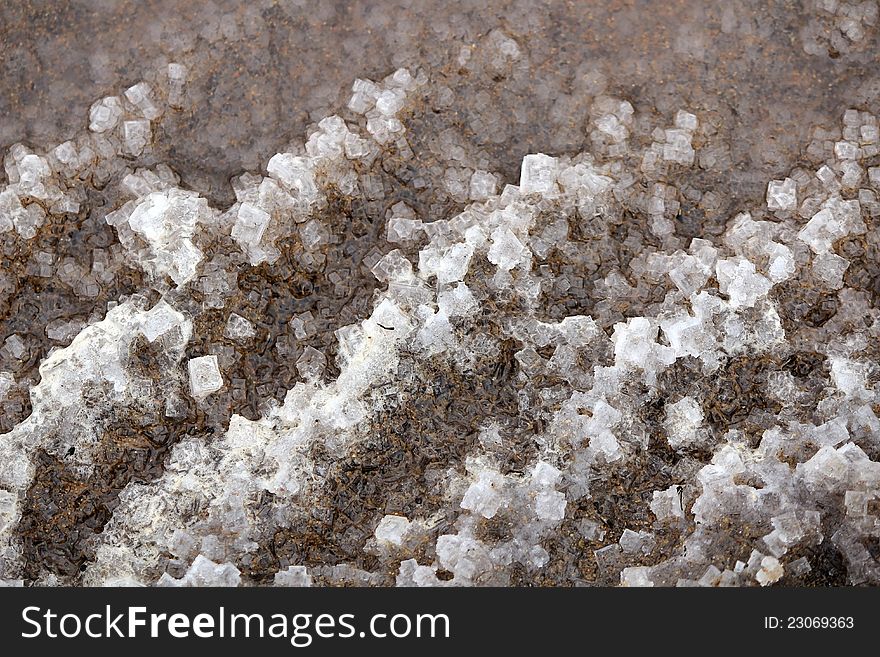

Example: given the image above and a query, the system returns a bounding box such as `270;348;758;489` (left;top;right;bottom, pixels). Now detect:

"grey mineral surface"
1;1;880;587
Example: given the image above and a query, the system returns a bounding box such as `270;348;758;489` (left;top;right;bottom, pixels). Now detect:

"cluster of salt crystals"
588;96;635;159
802;0;879;56
0;68;187;244
157;554;241;587
220;69;425;268
642;109;698;176
398;461;567;586
2;63;880;588
105;187;214;286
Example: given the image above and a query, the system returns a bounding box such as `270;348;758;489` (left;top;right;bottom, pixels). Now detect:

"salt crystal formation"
1;33;880;589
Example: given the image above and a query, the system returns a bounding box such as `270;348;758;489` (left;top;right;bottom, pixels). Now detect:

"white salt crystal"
188;355;223;400
374;515;411;546
766;178;797;211
798;208;848;254
487;226;525;271
232;203;270;247
715;258;773;309
519;153;559;195
461;470;505;518
140;299;186;342
88;96;123;133
122;119;151;156
273;566;312;587
756;556;784;586
469;170;497;201
535;490;567;522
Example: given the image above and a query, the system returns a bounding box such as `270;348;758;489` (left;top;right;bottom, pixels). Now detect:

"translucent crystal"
295;346;326;381
224;313;256;342
766;178;797;211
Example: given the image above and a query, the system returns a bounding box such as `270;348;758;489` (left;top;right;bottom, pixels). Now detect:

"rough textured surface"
1;1;880;587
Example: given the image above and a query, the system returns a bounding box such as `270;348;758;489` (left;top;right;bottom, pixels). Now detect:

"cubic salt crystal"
798;207;848;254
122;119;151;156
4;335;26;359
124;82;161;120
15;204;44;239
299;219;330;250
674;110;698;131
668;254;711;295
435;533;490;582
188;355;223;400
415;307;454;355
437;282;477;318
374;515;411;546
535;490;567;522
461;470;505;518
348;78;380;114
344;132;372;159
663;129;695;165
812;251;849;289
126;189;205;285
531;461;562;488
621;566;654;587
88;96;123;132
371;249;413;283
577;519;605;541
715;258;773;309
487;226;526;271
766;178;797;211
469;170;498;201
53;141;78;169
158;555;240;587
612;317;675;376
619;529;655;554
582;399;623;461
419;243;474;284
273;566;312;587
830;358;868;397
0;189;21;233
595;114;628;142
224;313;255;341
387;215;423;243
231;203;270;247
295;346;326;381
766;242;795;282
266;153;318;204
375;89;405;116
797;446;849;491
140;299;186;342
651;485;685;520
519;153;559;195
834;140;859;160
665;396;705;448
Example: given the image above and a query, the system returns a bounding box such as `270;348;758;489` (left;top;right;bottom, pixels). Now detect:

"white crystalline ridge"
0;297;192;570
2;68;880;588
